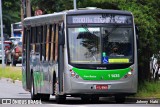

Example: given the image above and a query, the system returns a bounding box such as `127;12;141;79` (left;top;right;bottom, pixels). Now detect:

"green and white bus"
22;8;138;103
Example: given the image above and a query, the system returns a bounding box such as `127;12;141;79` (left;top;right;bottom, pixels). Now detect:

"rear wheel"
40;94;50;101
31;74;40;100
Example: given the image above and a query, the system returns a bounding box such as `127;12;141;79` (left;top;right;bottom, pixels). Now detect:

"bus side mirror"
135;25;140;50
58;31;65;45
135;25;139;37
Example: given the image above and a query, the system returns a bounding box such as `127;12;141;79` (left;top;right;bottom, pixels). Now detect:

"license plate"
95;85;108;90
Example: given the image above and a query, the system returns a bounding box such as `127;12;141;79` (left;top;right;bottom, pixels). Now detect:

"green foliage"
118;1;160;81
135;81;160;98
0;66;22;81
2;0;21;35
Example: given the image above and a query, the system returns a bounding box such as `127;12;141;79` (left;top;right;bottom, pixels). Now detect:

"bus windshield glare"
68;26;133;64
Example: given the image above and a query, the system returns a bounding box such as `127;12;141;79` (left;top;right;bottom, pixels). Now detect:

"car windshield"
68;26;133;64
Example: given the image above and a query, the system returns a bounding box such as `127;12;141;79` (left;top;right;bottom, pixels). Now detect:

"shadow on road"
42;97;116;105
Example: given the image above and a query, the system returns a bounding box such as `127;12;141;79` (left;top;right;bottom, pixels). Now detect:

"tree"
2;0;21;36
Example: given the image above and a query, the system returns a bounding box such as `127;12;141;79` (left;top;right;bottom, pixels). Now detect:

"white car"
9;37;22;45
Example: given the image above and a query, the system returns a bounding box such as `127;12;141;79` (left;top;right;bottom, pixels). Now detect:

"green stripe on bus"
72;67;131;80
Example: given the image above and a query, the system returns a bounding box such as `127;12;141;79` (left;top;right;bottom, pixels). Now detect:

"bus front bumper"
65;77;137;95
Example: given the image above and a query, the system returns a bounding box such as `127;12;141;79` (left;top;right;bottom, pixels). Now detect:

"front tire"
54;79;66;104
55;95;66;104
115;95;126;103
81;96;99;103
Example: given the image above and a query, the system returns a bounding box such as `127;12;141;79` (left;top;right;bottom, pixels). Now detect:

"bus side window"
54;24;59;62
46;25;50;61
35;27;40;53
50;25;54;62
49;25;53;61
32;27;36;53
53;24;56;62
40;26;42;55
36;26;41;55
23;28;27;53
42;25;47;61
48;25;52;61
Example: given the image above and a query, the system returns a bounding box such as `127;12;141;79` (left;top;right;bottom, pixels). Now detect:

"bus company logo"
97;67;107;70
2;99;11;104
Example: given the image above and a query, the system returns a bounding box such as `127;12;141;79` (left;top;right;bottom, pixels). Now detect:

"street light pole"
0;0;5;68
73;0;77;10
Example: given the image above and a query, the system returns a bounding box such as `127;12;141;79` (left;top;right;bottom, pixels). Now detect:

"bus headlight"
68;66;80;79
122;66;134;79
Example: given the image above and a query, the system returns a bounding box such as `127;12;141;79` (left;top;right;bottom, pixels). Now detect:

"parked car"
5;41;22;66
9;37;21;45
0;42;10;63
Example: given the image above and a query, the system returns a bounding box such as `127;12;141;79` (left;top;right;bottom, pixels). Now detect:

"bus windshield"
68;26;133;64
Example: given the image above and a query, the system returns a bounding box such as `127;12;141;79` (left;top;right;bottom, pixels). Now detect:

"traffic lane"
44;97;160;105
42;97;160;107
0;78;30;98
0;78;159;107
1;104;159;107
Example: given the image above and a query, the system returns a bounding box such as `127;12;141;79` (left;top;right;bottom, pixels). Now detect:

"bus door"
26;28;31;90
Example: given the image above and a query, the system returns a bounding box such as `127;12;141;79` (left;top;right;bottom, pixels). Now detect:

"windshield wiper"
105;24;119;37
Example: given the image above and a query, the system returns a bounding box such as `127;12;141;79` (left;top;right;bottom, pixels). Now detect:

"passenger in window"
110;46;119;56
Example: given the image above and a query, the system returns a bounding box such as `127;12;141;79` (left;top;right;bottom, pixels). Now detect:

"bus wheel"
40;94;50;101
54;80;66;104
90;96;99;103
81;96;90;103
115;95;126;103
55;95;66;104
31;75;40;100
81;96;99;103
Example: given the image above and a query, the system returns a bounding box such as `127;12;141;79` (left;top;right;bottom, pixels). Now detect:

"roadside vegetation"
0;65;22;81
135;81;160;98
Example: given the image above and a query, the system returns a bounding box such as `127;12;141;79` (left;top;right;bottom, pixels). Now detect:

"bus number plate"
95;85;108;90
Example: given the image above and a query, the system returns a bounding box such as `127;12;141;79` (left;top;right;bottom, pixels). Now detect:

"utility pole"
0;0;5;68
21;0;31;19
26;0;31;17
73;0;77;10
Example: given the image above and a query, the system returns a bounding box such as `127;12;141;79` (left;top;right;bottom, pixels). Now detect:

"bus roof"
66;9;132;15
23;9;132;26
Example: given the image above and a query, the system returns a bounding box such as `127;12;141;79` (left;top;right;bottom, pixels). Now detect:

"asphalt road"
0;78;159;107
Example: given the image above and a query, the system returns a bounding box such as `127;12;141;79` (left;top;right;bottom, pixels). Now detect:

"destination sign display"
67;14;132;24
